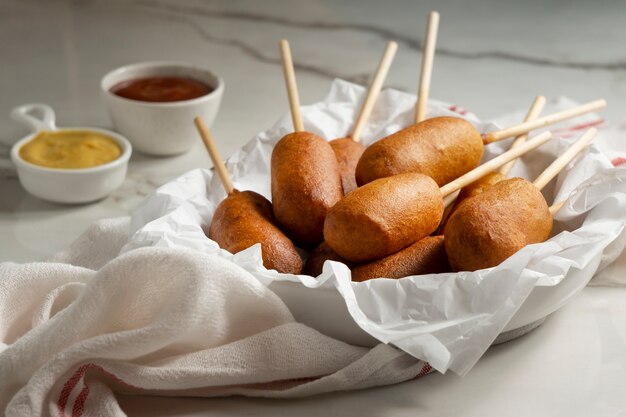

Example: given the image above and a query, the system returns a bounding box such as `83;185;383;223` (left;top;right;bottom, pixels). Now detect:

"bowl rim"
11;127;132;174
100;61;225;108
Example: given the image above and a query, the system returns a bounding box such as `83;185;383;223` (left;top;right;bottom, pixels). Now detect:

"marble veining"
137;0;626;72
135;5;374;84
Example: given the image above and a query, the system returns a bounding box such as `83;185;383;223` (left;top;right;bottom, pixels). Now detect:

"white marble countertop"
1;0;625;415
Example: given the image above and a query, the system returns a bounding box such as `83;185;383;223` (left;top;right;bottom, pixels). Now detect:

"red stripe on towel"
71;385;90;417
612;157;626;167
415;362;433;379
448;105;468;116
552;119;605;134
57;364;90;417
57;363;136;417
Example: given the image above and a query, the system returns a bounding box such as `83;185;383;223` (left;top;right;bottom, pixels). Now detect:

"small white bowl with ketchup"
101;61;224;156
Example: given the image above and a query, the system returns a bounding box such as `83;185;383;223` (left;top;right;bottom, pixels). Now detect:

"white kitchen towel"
0;218;430;417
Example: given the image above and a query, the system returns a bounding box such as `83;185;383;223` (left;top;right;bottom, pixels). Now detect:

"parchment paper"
121;80;626;375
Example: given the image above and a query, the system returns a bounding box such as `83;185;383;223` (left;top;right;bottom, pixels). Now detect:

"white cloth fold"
0;219;428;417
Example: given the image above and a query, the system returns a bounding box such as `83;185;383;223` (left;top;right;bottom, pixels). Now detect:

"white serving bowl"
101;61;224;156
10;104;132;204
121;76;626;373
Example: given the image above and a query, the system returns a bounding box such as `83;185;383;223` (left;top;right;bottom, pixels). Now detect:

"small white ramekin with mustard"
10;103;132;204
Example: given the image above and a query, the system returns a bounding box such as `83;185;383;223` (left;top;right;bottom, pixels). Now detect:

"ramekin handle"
10;103;57;133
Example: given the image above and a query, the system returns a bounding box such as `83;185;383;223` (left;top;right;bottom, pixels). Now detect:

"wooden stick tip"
590;98;607;110
194;116;209;132
279;39;290;54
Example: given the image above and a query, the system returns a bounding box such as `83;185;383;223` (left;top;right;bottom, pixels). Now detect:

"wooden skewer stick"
415;11;440;123
351;41;398;142
444;127;594;213
443;190;460;208
533;128;597;191
549;200;566;216
540;128;597;216
444;96;546;209
279;39;304;132
440;131;553;197
482;99;606;144
499;95;547;176
194;116;235;195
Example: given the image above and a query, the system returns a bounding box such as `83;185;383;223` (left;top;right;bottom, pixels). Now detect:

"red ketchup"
110;76;213;102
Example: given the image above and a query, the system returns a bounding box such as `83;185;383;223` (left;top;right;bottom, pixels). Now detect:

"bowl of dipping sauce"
10;103;131;204
101;61;224;156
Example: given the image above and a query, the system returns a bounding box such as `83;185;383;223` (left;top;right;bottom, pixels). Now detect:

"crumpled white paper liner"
122;79;626;376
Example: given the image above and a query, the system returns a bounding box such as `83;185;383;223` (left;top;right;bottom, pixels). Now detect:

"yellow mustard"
19;130;122;169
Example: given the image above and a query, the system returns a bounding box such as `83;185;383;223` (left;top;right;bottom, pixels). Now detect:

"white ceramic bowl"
101;61;224;156
10;104;132;204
